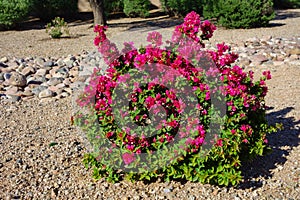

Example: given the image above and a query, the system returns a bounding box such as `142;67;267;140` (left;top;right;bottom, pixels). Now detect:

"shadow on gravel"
108;15;183;30
274;9;300;20
10;11;180;32
265;9;300;27
238;106;300;189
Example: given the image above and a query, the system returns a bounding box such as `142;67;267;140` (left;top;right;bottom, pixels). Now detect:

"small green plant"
46;17;70;39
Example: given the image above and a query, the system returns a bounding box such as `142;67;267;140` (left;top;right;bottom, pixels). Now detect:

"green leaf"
49;142;58;147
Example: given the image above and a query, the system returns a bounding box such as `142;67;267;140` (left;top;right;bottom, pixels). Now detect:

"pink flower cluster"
173;11;216;44
80;11;272;165
147;31;163;47
94;25;107;46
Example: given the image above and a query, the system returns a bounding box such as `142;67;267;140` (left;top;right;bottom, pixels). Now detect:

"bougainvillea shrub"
74;11;281;186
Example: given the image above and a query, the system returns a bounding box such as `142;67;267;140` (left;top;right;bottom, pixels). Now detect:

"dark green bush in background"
202;0;275;28
0;0;31;29
105;0;124;15
30;0;78;21
123;0;151;17
160;0;203;16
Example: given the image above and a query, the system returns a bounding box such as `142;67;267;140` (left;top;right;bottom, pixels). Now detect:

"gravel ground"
0;9;300;199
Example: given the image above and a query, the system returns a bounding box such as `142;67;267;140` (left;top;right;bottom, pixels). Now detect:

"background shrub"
30;0;78;21
123;0;151;17
203;0;275;29
273;0;300;8
160;0;203;16
105;0;124;15
0;0;31;30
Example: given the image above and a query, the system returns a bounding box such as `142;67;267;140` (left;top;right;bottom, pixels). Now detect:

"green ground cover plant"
45;17;70;38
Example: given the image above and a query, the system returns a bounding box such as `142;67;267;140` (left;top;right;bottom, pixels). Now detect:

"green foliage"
79;79;282;185
273;0;300;8
30;0;78;21
46;17;70;38
105;0;124;14
123;0;151;17
203;0;275;28
160;0;203;16
0;0;31;29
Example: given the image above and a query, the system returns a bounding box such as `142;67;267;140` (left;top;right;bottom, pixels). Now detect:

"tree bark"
88;0;107;25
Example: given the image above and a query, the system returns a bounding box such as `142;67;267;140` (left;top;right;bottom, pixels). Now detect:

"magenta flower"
126;144;135;151
106;132;114;138
262;70;272;80
147;31;163;47
122;41;136;54
122;153;135;165
94;24;107;33
242;139;249;144
240;124;248;132
145;96;156;108
200;20;216;39
215;139;223;147
134;54;147;68
94;25;107;46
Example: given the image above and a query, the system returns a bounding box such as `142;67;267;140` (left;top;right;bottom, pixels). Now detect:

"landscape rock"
35;68;48;76
47;77;63;86
35;57;46;66
287;47;300;55
5;72;27;87
250;54;269;64
0;62;8;68
21;90;33;97
3;73;11;81
0;73;4;81
21;66;36;76
44;61;55;68
4;86;19;95
31;86;48;96
4;94;21;102
0;56;8;63
38;89;54;98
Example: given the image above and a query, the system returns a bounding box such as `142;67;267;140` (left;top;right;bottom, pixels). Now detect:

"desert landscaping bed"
0;9;299;199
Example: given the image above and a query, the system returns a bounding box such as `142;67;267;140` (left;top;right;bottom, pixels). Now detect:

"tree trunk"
89;0;107;25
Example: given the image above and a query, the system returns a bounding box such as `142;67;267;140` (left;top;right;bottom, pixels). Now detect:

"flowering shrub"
74;11;281;186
